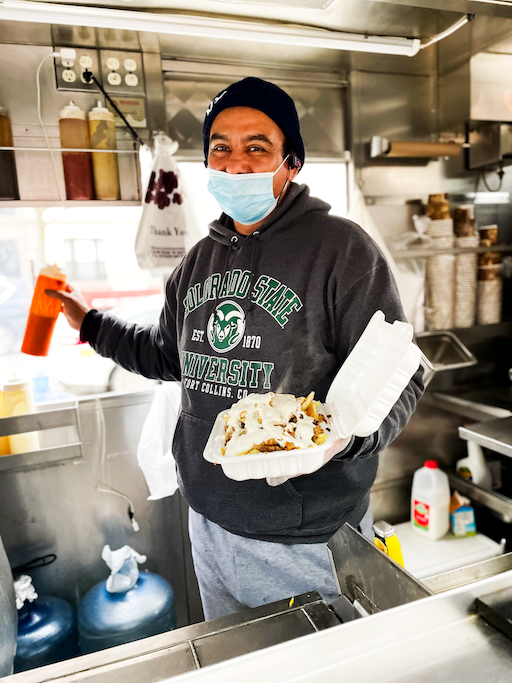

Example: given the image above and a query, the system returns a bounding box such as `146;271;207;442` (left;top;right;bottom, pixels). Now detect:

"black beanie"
203;77;305;168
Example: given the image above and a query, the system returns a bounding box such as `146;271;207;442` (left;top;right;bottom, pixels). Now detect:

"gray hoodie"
82;183;423;543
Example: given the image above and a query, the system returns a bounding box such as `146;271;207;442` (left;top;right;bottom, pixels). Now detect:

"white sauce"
221;392;321;457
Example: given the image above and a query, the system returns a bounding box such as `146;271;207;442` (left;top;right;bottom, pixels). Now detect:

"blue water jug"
15;596;79;672
78;571;176;654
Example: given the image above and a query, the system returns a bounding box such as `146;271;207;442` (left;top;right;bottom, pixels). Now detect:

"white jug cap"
3;377;31;392
59;101;85;120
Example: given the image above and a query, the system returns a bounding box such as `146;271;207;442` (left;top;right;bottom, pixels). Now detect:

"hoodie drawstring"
212;234;239;316
247;231;260;314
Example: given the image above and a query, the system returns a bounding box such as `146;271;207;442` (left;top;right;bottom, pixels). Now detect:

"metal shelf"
0;200;141;207
391;244;512;259
0;406;82;472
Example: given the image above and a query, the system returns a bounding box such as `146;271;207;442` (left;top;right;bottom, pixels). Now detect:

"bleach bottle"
411;460;450;540
78;545;176;654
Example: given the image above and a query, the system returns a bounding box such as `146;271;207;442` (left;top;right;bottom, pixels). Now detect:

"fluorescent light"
0;0;421;57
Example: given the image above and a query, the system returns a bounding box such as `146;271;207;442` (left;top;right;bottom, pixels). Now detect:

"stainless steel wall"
0;390;202;628
0;24;156;202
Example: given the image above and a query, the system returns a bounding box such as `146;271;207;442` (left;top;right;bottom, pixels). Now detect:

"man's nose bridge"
225;149;250;174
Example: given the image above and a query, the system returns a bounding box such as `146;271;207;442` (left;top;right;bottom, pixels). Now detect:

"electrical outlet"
62;69;77;83
54;47;100;92
100;50;145;96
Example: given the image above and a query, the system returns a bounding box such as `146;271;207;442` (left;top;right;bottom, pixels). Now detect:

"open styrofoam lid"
326;311;415;438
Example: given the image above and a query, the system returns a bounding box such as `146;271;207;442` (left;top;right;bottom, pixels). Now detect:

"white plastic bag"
13;575;38;610
101;545;147;594
348;184;425;331
137;382;181;500
135;133;202;271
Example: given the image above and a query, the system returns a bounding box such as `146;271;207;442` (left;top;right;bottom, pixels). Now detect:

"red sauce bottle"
59;102;94;200
22;265;67;357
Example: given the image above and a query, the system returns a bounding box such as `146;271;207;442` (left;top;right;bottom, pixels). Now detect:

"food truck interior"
1;0;512;681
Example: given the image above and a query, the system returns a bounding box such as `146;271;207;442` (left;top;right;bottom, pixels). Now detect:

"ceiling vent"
214;0;336;9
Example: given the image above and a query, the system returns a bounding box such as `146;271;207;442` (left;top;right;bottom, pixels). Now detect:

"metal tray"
415;330;477;371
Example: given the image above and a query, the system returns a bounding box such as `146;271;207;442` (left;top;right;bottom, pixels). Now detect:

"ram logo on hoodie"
207;300;246;353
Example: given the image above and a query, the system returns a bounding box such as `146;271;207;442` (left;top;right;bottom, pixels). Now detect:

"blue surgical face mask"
207;156;290;225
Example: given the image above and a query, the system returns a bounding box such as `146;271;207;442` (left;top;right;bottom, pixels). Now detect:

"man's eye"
212;145;229;152
249;146;265;152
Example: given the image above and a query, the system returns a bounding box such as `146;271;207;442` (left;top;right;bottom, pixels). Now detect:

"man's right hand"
45;284;91;331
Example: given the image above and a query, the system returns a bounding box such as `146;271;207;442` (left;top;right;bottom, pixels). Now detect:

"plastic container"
14;596;78;672
0;389;10;456
373;520;404;567
0;105;19;200
411;460;450;540
204;310;421;481
78;572;176;654
22;265;66;357
2;378;39;454
59;101;94;200
88;102;120;200
456;441;492;490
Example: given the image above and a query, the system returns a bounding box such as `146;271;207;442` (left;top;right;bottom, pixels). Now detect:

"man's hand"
266;436;352;487
45;284;91;331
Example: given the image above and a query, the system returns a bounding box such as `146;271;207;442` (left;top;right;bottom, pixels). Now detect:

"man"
50;77;423;621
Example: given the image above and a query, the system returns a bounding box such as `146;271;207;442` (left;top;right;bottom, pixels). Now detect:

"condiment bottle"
59;102;94;200
0;105;19;200
2;378;39;454
88;101;120;200
21;265;66;357
0;387;11;456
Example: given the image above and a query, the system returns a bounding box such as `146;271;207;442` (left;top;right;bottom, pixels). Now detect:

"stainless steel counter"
459;417;512;459
6;569;512;683
3;592;339;683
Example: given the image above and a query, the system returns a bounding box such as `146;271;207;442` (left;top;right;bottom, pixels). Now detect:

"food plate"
203;410;335;481
203;310;422;481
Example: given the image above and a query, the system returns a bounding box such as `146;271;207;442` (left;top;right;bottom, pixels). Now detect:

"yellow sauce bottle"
0;388;10;456
88;101;120;200
373;520;405;568
2;378;39;454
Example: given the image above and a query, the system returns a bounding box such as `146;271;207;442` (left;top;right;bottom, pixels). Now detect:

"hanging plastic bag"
101;545;147;594
135;133;202;271
348;184;425;331
136;382;181;500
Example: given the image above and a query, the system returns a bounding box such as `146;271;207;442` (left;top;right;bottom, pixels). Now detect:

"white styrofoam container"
203;310;421;481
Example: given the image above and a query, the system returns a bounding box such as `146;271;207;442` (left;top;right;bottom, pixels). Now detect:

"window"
64;239;107;281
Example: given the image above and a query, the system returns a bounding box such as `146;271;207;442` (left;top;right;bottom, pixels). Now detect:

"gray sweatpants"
189;507;342;622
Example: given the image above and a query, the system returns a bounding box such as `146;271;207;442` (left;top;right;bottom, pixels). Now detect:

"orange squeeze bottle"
21;265;67;357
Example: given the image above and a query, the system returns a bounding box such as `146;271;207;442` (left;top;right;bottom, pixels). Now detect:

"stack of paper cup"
477;264;502;325
454;234;479;328
426;219;455;330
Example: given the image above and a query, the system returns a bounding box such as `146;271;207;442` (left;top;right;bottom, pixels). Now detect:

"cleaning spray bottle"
456;441;492;490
